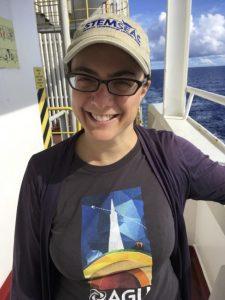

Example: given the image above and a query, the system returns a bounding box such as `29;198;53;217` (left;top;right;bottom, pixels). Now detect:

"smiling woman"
10;11;225;300
68;43;150;160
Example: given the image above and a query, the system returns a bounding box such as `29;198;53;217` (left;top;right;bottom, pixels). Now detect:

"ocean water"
142;65;225;142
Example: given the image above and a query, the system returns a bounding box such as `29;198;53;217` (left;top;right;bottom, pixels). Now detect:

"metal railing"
185;86;225;119
185;86;225;151
48;106;80;143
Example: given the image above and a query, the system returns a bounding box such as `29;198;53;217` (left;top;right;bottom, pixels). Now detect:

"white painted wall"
148;103;225;292
195;202;225;291
0;0;44;286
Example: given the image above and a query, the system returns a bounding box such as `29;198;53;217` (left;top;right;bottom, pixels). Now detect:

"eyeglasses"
66;73;150;96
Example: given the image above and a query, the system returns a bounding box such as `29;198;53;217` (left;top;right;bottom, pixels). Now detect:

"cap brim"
64;35;149;75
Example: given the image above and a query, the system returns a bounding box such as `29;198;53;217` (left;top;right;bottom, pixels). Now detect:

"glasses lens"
109;79;138;95
69;74;98;92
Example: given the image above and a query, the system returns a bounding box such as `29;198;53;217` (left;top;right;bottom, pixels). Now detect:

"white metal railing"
184;86;225;152
185;86;225;119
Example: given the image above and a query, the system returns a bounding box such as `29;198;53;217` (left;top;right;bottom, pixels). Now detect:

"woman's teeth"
90;113;116;122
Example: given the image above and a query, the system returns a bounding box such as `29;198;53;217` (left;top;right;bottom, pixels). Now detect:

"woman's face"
70;43;150;143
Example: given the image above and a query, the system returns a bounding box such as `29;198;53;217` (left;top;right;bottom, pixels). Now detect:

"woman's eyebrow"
109;70;136;77
71;67;136;78
71;67;98;76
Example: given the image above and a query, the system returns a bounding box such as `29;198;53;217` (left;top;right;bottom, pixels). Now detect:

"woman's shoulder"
33;135;74;160
27;135;76;178
136;125;176;144
136;125;192;159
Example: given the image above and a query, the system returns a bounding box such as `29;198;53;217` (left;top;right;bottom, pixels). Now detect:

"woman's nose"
91;82;114;107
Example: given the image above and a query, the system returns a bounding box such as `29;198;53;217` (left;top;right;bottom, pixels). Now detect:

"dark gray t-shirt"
50;140;180;300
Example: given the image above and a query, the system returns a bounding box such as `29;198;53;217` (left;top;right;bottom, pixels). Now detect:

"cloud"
131;13;153;32
159;12;166;22
199;58;213;65
190;13;225;57
131;14;145;25
189;55;225;68
147;12;167;61
209;6;220;14
145;12;225;64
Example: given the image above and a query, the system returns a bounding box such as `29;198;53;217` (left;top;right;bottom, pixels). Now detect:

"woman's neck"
75;128;138;166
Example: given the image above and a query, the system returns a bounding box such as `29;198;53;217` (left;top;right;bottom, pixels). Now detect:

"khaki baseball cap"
64;13;151;76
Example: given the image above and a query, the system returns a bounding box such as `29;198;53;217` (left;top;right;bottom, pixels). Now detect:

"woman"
11;13;225;300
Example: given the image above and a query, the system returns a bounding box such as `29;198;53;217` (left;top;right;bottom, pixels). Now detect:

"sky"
129;0;225;69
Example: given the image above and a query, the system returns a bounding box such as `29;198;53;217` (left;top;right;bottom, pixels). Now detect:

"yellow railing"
48;106;72;111
48;106;82;136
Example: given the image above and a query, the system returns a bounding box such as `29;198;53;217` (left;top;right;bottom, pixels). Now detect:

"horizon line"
151;64;225;71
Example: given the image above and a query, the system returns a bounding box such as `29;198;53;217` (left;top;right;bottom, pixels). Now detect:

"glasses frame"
66;72;150;96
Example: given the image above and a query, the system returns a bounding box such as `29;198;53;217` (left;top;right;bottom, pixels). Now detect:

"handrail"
48;106;80;139
52;131;75;135
186;86;225;106
48;106;72;111
185;86;225;118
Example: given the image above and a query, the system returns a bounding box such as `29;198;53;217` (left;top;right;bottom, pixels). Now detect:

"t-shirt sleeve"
11;157;42;300
174;135;225;204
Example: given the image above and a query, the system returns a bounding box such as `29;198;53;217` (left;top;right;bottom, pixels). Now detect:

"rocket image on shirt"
81;187;152;299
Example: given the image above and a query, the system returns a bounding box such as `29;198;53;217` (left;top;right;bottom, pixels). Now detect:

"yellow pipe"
44;131;52;149
106;0;110;13
76;120;82;131
86;0;89;18
48;106;72;111
52;131;75;135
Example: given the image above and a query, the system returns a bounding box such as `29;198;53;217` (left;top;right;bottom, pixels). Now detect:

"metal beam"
163;0;192;118
59;0;77;131
59;0;71;53
86;0;89;18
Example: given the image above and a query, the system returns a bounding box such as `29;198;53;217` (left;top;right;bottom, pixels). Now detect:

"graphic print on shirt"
81;187;152;300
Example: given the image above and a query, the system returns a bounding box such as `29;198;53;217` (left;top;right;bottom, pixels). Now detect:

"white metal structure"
163;0;191;117
35;0;70;110
148;0;225;295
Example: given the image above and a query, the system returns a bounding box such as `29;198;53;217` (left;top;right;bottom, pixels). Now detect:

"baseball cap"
64;13;151;76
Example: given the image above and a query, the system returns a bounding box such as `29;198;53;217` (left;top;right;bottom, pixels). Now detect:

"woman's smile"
85;110;121;124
